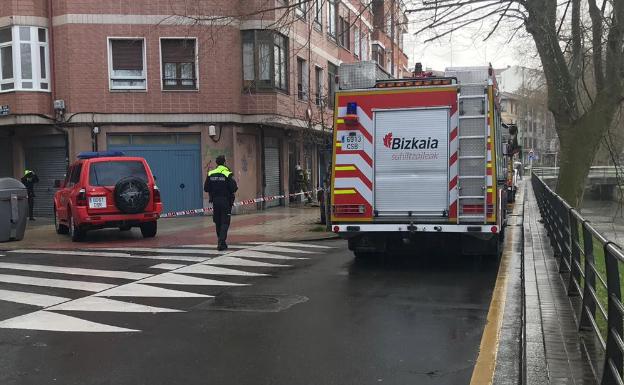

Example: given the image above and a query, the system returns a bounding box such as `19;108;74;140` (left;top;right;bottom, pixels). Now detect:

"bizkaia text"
383;132;439;150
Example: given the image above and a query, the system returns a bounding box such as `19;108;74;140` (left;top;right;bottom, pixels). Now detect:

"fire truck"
330;62;510;257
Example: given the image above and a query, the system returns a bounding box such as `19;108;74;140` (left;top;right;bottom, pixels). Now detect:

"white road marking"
270;242;332;249
204;256;290;268
97;247;227;255
175;265;268;277
141;273;248;286
10;249;132;257
227;249;305;260
179;244;248;249
9;249;209;262
0;311;138;332
249;245;315;254
0;274;115;292
0;289;70;307
95;283;211;298
0;262;150;280
47;297;182;313
149;263;187;270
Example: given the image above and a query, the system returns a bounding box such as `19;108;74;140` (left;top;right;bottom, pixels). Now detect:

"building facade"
497;67;559;167
0;0;408;217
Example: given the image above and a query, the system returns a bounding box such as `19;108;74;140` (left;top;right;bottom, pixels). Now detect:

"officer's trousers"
27;196;34;219
212;198;232;245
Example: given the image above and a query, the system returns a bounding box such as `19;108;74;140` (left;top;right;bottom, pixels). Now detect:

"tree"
408;0;624;207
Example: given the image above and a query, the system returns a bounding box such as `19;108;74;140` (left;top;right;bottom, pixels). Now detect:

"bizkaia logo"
383;132;439;150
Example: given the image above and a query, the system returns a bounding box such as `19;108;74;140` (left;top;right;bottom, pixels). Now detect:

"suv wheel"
54;205;69;235
140;221;157;238
69;213;85;242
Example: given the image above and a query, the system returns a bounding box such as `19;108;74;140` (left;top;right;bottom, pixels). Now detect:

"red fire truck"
330;63;509;257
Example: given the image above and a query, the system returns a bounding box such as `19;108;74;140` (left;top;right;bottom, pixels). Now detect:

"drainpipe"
47;0;69;166
260;125;266;211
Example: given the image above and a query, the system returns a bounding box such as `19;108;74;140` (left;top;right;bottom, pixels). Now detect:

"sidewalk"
3;205;336;249
523;181;598;384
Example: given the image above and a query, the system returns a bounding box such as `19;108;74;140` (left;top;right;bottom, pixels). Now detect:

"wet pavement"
0;240;500;385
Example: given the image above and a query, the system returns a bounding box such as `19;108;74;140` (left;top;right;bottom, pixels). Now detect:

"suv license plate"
89;196;107;209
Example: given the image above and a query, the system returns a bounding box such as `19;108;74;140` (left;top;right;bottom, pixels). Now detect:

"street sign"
0;105;9;116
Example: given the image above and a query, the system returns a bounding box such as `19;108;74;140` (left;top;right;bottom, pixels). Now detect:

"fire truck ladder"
456;83;489;224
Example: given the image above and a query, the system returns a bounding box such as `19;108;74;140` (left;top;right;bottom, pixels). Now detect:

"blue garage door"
109;135;202;213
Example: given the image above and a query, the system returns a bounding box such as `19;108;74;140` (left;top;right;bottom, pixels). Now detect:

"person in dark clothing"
204;155;238;251
21;169;39;220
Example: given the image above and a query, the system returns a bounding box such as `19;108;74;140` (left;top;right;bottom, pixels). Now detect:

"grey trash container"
0;178;28;242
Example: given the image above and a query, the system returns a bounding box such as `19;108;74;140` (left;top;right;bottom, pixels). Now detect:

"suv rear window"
89;161;148;186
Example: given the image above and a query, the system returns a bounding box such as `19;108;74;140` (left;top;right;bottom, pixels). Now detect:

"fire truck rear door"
374;107;449;217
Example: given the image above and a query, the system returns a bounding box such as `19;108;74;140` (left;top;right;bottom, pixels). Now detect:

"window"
242;30;288;92
327;0;337;39
338;17;350;49
0;26;49;92
372;44;384;65
108;38;146;90
361;33;369;60
89;161;147;186
354;26;360;58
297;57;308;101
161;38;197;90
315;66;323;106
295;0;307;20
327;62;337;108
68;164;82;187
314;0;322;30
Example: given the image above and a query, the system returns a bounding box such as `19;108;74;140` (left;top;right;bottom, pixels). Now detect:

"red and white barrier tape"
160;189;322;218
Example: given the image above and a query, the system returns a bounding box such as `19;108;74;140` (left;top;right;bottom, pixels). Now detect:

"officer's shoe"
217;243;227;251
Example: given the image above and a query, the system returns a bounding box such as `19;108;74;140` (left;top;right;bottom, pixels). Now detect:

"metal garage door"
264;137;281;208
109;136;202;213
25;144;68;218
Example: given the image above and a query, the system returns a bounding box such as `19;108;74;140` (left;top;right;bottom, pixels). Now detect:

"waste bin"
0;178;28;242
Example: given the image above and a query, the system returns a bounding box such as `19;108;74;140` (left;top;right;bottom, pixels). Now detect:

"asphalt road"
0;240;499;385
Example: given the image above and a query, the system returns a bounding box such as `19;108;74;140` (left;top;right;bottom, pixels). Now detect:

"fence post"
579;224;597;331
602;243;623;385
568;210;581;297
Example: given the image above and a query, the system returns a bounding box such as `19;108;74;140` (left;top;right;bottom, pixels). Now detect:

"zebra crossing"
0;242;331;333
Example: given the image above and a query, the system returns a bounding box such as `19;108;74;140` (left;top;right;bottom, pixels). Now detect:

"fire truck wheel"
353;251;378;259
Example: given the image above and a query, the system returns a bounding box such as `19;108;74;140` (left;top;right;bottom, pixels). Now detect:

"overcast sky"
403;20;541;72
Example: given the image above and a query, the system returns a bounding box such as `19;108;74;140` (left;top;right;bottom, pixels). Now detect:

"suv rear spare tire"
114;177;150;214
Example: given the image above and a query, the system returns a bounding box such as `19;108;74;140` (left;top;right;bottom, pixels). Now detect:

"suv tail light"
153;186;161;203
76;188;87;207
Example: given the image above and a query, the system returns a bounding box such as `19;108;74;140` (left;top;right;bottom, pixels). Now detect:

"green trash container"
0;178;28;242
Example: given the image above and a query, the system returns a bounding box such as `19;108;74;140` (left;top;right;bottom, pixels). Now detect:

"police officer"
21;169;39;221
204;155;238;251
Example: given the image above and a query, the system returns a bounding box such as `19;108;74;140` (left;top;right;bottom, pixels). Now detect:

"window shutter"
161;39;195;63
111;39;143;70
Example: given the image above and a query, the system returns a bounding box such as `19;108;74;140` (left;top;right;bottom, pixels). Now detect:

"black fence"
532;173;624;385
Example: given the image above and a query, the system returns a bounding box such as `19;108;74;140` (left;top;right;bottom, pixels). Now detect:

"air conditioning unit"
53;99;65;111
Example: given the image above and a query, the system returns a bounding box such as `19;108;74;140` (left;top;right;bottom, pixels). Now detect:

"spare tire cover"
114;177;150;214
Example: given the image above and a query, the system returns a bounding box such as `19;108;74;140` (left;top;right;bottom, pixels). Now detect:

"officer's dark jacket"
21;171;39;196
204;165;238;204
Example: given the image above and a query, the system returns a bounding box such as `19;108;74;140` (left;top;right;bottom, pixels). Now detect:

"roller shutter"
25;142;68;218
264;137;281;208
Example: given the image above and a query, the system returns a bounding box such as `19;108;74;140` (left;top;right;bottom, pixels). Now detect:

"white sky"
403;19;541;72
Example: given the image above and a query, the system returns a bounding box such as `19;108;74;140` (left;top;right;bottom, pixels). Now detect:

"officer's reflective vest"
208;165;232;177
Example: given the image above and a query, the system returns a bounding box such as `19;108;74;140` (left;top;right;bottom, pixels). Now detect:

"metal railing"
533;166;624;181
532;173;624;385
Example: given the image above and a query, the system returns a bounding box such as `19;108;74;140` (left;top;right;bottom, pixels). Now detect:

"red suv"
54;151;162;241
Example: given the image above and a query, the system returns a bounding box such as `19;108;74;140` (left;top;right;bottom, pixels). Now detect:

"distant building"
0;0;408;217
497;67;559;166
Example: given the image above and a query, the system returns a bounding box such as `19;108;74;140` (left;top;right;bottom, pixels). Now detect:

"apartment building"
0;0;408;217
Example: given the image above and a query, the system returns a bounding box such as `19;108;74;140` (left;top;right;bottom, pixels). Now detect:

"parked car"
53;151;162;241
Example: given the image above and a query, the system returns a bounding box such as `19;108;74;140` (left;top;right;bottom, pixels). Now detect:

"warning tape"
160;189;323;218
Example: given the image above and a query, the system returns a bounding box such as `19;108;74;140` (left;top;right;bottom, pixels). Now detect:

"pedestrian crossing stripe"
0;241;333;333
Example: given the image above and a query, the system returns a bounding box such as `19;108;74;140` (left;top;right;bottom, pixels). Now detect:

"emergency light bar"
77;150;125;159
375;77;457;88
